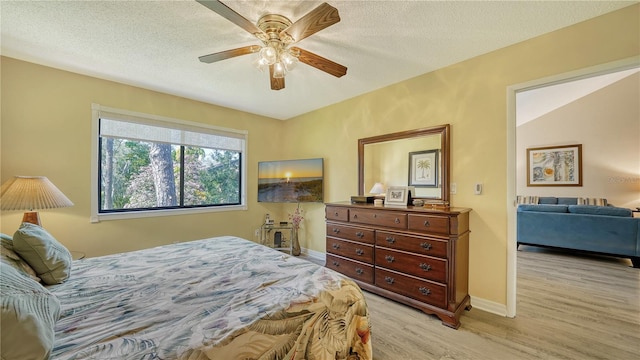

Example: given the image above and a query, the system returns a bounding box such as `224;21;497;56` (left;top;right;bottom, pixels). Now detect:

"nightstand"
260;223;294;255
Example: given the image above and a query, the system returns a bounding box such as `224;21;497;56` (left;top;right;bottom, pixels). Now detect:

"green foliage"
100;139;240;211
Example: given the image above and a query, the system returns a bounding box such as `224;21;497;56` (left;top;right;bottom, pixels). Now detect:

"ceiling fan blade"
292;47;347;78
280;3;340;43
196;0;266;39
269;65;285;90
199;45;260;63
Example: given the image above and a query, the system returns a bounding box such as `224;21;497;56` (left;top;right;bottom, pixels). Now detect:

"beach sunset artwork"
258;158;324;202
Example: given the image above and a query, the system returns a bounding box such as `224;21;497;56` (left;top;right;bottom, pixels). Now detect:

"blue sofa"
517;197;639;268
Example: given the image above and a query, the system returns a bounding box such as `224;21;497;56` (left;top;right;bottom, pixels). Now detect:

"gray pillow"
0;261;61;360
13;223;72;285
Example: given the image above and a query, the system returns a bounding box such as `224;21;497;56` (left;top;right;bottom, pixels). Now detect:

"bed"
1;225;372;360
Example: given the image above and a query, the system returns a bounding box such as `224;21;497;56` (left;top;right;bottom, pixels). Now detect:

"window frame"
91;104;247;223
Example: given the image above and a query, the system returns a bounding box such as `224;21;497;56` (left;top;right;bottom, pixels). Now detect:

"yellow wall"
1;5;638;308
281;4;639;305
0;56;291;257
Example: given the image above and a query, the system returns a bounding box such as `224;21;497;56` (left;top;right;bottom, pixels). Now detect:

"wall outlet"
450;182;457;194
474;183;483;195
254;229;260;237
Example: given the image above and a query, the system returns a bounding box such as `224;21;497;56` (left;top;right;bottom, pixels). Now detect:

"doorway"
506;57;639;317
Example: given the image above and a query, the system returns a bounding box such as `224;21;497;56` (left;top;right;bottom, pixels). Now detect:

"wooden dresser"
325;202;471;329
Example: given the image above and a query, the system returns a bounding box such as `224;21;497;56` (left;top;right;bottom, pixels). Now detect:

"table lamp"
369;182;386;198
0;176;73;226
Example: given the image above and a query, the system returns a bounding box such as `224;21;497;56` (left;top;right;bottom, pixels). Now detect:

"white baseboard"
301;247;326;263
470;296;510;317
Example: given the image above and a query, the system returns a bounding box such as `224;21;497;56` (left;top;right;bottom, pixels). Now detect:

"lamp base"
22;212;41;226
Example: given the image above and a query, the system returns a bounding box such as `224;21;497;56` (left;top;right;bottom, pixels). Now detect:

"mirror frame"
358;124;450;203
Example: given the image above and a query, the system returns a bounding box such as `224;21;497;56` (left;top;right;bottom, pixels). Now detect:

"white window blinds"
98;107;246;152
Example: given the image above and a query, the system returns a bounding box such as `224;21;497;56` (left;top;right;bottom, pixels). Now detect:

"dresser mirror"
358;124;450;202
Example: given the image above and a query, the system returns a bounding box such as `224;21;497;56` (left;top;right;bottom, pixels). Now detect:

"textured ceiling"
1;0;635;120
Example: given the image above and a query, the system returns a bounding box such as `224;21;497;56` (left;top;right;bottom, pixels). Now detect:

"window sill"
90;204;247;223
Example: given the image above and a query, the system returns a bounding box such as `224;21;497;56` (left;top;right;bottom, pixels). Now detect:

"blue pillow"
538;197;558;205
557;197;578;205
568;205;631;217
517;204;568;213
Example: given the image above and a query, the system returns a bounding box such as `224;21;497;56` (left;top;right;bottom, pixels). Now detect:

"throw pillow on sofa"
577;197;608;206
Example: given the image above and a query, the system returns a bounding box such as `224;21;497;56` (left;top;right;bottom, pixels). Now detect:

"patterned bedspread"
49;236;371;360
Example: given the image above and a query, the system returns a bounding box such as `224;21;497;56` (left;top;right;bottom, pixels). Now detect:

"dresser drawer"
350;208;407;229
375;247;447;283
326;254;374;284
376;231;448;258
326;238;374;264
326;206;349;222
375;268;446;308
407;214;450;235
326;223;375;244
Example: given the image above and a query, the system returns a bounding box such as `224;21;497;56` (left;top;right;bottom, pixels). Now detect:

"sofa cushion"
568;205;631;217
557;197;578;205
518;204;569;213
538;197;557;205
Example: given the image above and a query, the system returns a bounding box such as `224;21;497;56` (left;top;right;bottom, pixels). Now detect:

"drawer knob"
385;236;396;244
355;268;364;275
332;261;340;267
420;242;432;251
424;220;431;227
332;228;340;234
385;255;395;263
418;287;431;296
419;263;432;272
356;231;364;238
395;218;400;224
384;276;395;285
355;248;364;256
353;214;358;219
334;211;339;217
332;243;340;250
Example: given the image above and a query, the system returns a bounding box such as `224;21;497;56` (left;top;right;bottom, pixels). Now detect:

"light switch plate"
451;182;457;194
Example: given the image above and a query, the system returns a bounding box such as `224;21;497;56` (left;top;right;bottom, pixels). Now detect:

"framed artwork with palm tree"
409;150;438;187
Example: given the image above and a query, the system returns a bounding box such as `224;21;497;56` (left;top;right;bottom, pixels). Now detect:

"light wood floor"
305;247;640;359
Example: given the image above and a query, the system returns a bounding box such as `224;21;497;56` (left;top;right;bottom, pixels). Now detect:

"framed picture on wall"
408;150;438;187
527;144;582;186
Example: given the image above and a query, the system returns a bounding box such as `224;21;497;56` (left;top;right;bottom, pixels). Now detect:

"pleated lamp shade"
0;176;73;225
369;182;386;195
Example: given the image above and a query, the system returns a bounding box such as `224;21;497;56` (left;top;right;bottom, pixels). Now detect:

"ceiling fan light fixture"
259;46;277;65
281;50;298;71
197;1;346;90
273;61;286;78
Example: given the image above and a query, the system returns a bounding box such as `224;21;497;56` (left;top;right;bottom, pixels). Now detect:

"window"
91;104;247;222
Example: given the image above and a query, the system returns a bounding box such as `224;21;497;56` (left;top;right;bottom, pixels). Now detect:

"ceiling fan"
196;0;347;90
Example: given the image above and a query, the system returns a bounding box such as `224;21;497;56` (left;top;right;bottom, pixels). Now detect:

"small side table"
261;223;294;255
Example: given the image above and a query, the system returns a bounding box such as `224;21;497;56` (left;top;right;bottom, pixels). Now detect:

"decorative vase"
291;227;301;256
